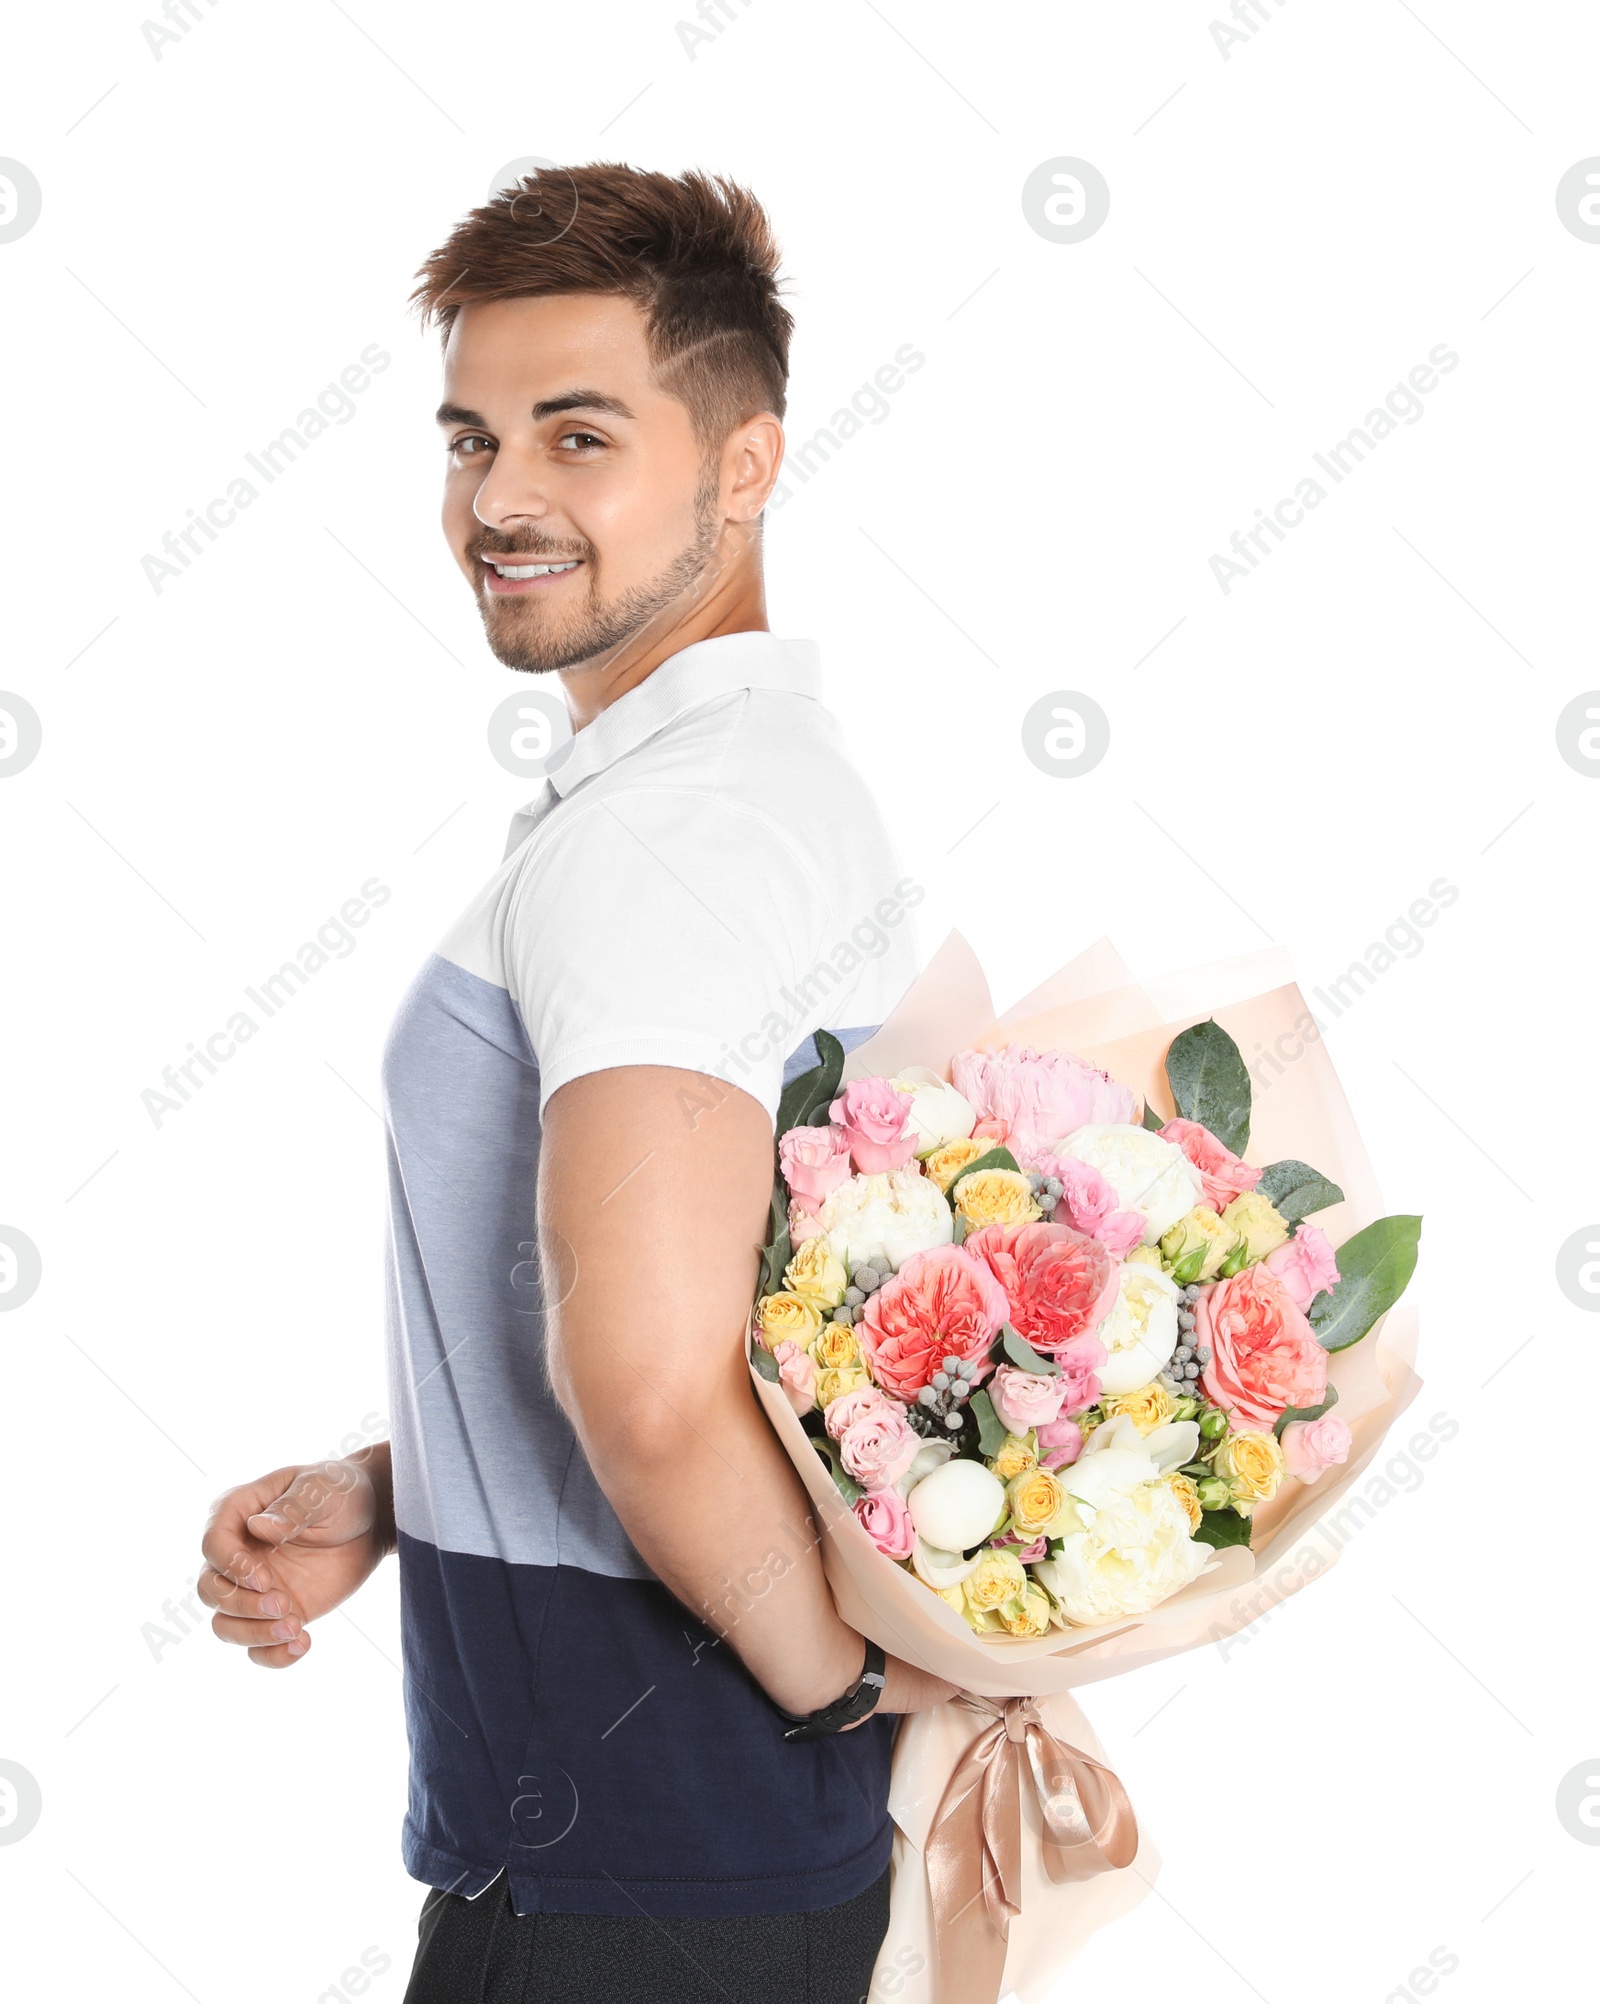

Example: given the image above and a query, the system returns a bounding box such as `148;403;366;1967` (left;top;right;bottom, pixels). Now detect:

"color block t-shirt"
381;630;923;1916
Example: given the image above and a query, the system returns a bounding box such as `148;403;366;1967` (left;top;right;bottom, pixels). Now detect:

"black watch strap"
773;1639;887;1742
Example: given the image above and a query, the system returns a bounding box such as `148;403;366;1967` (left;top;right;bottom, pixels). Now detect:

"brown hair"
411;162;794;459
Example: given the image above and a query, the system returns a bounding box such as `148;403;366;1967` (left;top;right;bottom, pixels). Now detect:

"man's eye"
557;430;605;452
452;434;493;457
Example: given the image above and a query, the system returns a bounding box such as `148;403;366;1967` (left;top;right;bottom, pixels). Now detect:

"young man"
196;164;957;2002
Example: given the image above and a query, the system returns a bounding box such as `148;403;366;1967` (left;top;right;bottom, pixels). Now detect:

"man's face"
437;293;728;675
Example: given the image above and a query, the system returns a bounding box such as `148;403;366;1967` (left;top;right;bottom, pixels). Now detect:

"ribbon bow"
923;1693;1139;2001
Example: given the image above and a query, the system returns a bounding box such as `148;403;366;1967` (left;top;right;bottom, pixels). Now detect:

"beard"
472;460;725;676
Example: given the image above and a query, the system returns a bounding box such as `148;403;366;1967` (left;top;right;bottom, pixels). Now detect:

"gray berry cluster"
829;1263;889;1326
1161;1282;1212;1388
915;1353;978;1433
1025;1169;1064;1216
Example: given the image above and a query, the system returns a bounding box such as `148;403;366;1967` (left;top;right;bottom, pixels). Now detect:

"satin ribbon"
922;1693;1139;2003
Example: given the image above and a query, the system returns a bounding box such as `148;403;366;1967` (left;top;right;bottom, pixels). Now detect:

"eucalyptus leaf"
1165;1018;1251;1155
1142;1100;1166;1133
1001;1324;1058;1376
1191;1508;1254;1549
812;1433;863;1503
757;1178;792;1298
1272;1384;1340;1438
947;1144;1022;1193
774;1027;847;1139
969;1388;1009;1457
1255;1158;1345;1224
750;1340;780;1383
1308;1215;1422;1352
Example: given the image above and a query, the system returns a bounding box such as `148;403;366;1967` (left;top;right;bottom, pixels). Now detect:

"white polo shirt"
380;627;922;1919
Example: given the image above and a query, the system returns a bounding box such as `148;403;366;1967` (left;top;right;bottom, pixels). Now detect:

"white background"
2;2;1596;1999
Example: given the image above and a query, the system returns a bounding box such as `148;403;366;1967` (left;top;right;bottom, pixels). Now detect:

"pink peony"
831;1398;921;1491
963;1221;1121;1360
1159;1118;1261;1214
1265;1223;1341;1313
1021;1148;1146;1256
852;1484;916;1560
1280;1413;1353;1484
854;1244;1008;1401
778;1123;854;1207
1197;1265;1328;1432
951;1044;1137;1158
771;1340;817;1416
988;1362;1069;1437
828;1078;918;1173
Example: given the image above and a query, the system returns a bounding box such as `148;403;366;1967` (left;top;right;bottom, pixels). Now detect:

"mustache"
470;534;591;562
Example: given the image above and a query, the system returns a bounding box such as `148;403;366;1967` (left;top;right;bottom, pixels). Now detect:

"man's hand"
197;1445;395;1669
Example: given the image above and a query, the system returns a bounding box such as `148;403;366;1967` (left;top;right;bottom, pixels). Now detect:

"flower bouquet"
746;934;1423;2004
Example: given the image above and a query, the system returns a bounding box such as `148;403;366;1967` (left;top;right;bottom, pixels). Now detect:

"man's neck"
558;574;770;730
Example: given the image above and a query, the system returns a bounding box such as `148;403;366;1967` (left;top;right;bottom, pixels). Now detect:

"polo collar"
541;630;821;800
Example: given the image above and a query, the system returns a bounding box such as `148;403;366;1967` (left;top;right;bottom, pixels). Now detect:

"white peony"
905;1458;1006;1552
1051;1123;1203;1244
818;1165;953;1273
1095;1262;1182;1394
888;1067;978;1153
1034;1480;1216;1626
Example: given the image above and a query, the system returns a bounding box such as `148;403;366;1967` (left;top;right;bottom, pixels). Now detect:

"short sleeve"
506;788;829;1127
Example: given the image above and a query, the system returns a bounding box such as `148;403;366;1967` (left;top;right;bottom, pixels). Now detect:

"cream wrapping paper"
750;933;1423;2003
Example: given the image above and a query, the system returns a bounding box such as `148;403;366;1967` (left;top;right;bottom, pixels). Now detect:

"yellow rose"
815;1364;871;1408
1214;1428;1285;1506
923;1137;988;1193
755;1291;822;1347
994;1580;1054;1638
1123;1245;1162;1270
954;1168;1040;1230
784;1235;848;1310
963;1545;1028;1613
1100;1378;1177;1435
1160;1206;1237;1281
987;1431;1039;1482
1163;1470;1203;1533
1008;1467;1070;1540
1219;1192;1291;1264
933;1582;969;1617
809;1322;861;1373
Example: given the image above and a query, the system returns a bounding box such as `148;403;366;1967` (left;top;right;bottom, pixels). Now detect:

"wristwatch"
772;1638;888;1742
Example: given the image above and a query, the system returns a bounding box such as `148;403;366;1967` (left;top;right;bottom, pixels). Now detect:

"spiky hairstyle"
411;161;794;458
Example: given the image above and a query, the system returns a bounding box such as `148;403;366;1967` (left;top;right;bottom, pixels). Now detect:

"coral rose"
1159;1118;1261;1213
854;1244;1008;1400
1196;1264;1328;1431
962;1220;1120;1359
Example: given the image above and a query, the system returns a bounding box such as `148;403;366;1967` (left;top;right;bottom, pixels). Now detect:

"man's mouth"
480;556;584;595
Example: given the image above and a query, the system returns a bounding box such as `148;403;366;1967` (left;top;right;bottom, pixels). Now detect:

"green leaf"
1165;1019;1251;1155
1217;1235;1250;1279
1000;1323;1058;1375
1308;1215;1422;1352
750;1339;780;1382
946;1144;1022;1194
1191;1508;1254;1549
756;1178;792;1298
1272;1384;1339;1438
1255;1159;1346;1224
812;1433;863;1503
774;1028;847;1140
1142;1100;1166;1133
970;1388;1009;1457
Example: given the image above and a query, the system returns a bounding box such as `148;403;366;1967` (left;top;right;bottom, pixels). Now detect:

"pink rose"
787;1198;824;1245
1280;1413;1353;1484
1004;1532;1049;1562
1037;1419;1084;1469
1197;1265;1328;1432
855;1244;1008;1401
1159;1118;1261;1214
837;1404;921;1491
778;1123;854;1207
963;1221;1120;1360
771;1340;817;1416
823;1385;899;1439
1021;1148;1145;1256
988;1363;1069;1436
952;1044;1137;1158
852;1484;916;1560
1265;1223;1341;1313
828;1078;918;1173
972;1115;1009;1143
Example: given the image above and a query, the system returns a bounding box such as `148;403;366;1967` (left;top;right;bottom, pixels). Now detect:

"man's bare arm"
538;1065;955;1719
